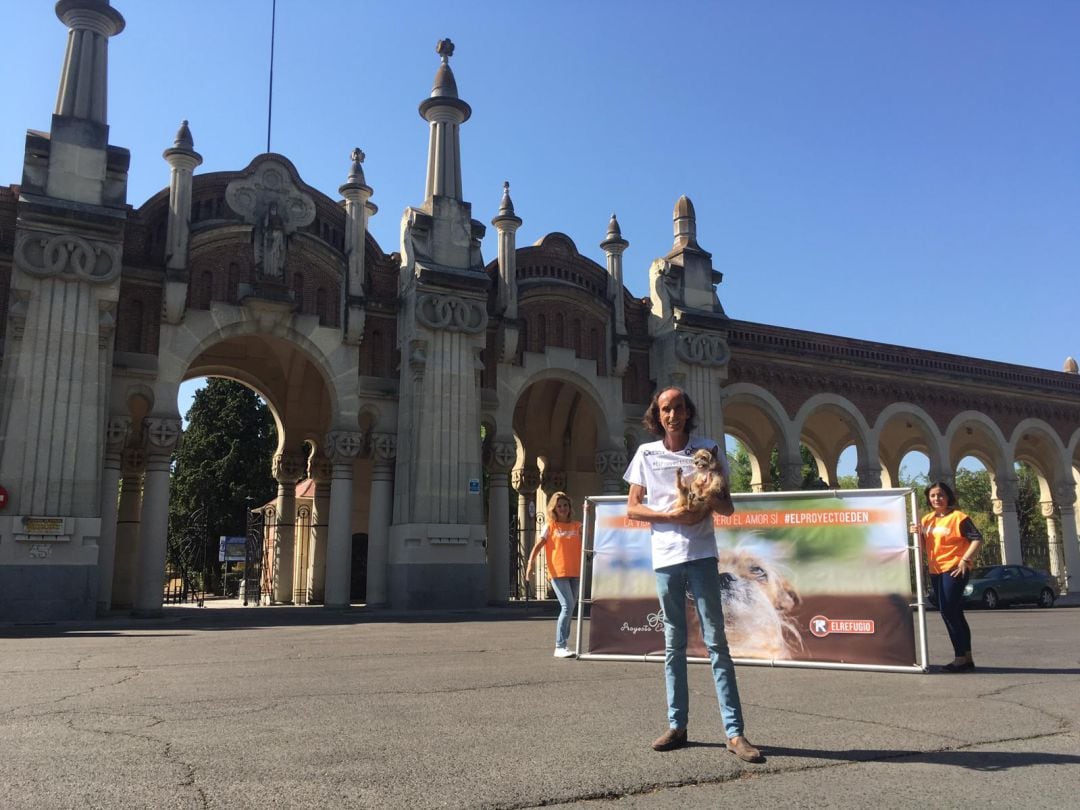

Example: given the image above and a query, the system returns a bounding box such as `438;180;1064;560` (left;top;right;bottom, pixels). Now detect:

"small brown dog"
716;548;803;660
675;448;730;515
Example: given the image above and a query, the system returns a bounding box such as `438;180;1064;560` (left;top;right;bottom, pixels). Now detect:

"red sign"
0;485;8;509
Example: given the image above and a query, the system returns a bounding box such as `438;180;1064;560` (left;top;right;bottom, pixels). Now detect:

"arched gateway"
2;4;1079;620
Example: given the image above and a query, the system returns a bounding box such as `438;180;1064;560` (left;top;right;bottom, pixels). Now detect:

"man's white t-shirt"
623;435;730;570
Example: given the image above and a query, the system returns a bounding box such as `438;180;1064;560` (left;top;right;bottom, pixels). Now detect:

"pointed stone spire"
601;213;629;339
670;195;705;255
340;147;377;343
1065;356;1078;374
651;194;725;320
492;181;522;320
346;147;369;187
418;38;472;201
497;180;516;217
173;119;194;150
430;38;461;99
162;119;203;284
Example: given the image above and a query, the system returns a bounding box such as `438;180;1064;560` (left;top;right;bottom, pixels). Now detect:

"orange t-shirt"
921;509;980;574
543;520;583;579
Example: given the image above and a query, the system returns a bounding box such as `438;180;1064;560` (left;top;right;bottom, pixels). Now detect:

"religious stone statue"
254;201;287;280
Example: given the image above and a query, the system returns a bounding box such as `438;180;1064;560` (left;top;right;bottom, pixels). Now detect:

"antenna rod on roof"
266;0;277;153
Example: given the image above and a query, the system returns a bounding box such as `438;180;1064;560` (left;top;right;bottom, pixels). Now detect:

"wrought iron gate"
163;505;208;606
243;505;276;605
509;512;547;600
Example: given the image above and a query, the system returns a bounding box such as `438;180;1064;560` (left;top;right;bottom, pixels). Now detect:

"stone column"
992;476;1022;565
856;466;883;489
271;452;305;604
600;214;630;376
323;431;364;609
927;468;956;490
339;148;375;345
491;183;522;364
366;432;397;607
111;446;145;609
779;461;804;492
306;456;333;604
484;438;516;604
421;40;470;200
1041;500;1065;583
595;449;628;495
1054;485;1080;594
133;417;181;616
161;121;202;324
95;415;130;614
512;466;540;596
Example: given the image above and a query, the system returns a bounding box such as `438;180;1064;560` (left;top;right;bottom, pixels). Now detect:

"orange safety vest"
921;509;977;574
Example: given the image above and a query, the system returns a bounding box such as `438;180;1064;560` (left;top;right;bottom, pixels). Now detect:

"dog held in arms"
716;548;803;659
674;448;730;516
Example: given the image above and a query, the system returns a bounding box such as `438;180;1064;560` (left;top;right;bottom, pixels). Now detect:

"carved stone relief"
416;293;487;334
14;231;122;284
225;161;316;282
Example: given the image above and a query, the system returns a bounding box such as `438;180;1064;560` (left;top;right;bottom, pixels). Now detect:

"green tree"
168;379;278;591
726;442;825;492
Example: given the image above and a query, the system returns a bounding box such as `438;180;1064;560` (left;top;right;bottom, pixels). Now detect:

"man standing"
623;386;763;763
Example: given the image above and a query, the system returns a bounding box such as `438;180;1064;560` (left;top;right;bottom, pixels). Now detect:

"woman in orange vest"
918;481;983;672
525;491;583;658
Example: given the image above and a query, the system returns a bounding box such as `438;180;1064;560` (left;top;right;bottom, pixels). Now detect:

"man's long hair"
642;386;698;436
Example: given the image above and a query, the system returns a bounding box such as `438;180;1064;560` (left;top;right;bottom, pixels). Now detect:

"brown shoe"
726;736;763;763
651;728;688;751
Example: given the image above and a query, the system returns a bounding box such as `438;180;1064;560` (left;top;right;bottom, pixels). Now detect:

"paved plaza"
2;601;1078;809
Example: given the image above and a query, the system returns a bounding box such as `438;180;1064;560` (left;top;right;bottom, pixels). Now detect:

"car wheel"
982;589;999;609
1039;588;1055;608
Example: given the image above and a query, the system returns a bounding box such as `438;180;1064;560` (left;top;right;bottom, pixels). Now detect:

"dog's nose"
718;572;735;589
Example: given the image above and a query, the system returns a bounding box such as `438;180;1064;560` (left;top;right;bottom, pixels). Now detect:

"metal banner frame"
573;489;929;674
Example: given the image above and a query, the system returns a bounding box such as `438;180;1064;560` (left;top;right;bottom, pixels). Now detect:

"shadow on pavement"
0;603;558;637
761;746;1080;770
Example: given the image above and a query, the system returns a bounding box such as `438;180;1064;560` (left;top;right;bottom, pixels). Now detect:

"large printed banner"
587;490;918;668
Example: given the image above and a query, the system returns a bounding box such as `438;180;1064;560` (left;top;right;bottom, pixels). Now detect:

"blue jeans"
655;557;745;739
931;571;972;657
551;577;580;649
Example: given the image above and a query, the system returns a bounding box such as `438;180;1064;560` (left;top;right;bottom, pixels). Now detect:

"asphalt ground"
1;597;1078;809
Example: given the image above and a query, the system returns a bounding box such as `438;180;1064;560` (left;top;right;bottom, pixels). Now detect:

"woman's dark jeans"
931;571;972;657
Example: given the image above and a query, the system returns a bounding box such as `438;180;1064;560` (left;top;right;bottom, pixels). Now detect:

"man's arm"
710;488;735;517
627;484;704;525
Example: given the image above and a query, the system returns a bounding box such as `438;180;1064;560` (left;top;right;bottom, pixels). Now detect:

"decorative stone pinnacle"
498;181;515;216
344;147;370;188
174;120;194;150
436;38;455;62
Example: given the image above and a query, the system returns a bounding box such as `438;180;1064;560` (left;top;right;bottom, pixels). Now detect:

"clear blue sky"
5;2;1078;389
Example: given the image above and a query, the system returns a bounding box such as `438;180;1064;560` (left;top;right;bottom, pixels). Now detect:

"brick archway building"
2;2;1077;620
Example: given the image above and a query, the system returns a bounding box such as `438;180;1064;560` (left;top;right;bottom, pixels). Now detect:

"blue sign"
218;536;247;562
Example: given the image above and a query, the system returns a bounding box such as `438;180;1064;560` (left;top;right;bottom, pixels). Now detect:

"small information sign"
218;536;247;562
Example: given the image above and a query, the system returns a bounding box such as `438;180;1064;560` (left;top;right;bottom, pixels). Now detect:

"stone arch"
1009;418;1070;488
943;411;1009;478
792;393;873;487
873;402;946;488
163;317;349;430
720;383;793;491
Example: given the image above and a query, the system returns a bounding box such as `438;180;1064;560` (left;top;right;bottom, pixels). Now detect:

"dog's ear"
773;575;800;611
